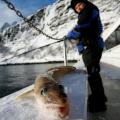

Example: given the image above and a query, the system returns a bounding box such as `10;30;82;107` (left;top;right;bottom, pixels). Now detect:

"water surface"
0;62;75;98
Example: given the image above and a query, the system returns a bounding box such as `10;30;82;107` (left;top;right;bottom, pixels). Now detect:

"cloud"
0;2;19;28
0;0;56;28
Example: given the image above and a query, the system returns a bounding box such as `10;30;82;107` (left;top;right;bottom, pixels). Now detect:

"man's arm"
65;6;93;40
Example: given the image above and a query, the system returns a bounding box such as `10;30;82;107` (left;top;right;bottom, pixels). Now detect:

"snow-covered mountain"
0;22;10;33
0;0;120;65
0;21;17;33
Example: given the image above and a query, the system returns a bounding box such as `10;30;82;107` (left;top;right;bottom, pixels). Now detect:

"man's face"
75;2;86;13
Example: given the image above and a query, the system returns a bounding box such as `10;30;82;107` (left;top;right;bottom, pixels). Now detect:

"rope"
1;0;68;62
1;0;64;41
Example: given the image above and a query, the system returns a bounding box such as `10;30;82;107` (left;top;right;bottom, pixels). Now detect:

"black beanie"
70;0;88;9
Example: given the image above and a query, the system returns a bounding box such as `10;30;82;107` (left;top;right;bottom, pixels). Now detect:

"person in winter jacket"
65;0;107;112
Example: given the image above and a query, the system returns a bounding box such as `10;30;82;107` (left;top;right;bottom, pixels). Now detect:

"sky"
0;0;56;28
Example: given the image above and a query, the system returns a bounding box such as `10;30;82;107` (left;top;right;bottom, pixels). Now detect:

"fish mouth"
45;103;69;118
46;103;64;108
59;106;66;113
46;103;66;110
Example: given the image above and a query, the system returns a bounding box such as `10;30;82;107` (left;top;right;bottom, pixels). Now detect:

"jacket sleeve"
66;7;93;40
66;7;103;40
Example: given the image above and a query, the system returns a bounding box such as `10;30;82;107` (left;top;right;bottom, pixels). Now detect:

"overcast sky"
0;0;56;28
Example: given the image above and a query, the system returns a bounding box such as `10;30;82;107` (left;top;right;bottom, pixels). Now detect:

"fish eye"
59;85;64;91
41;87;48;95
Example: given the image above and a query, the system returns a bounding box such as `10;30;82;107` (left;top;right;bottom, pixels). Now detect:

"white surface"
0;0;120;118
101;45;120;68
0;71;87;120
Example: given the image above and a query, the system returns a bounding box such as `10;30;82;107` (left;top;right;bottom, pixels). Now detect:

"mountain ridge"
0;0;120;65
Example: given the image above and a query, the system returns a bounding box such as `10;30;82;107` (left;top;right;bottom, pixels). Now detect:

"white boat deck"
0;70;87;120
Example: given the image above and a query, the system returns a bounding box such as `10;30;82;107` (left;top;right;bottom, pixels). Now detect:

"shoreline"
0;60;77;66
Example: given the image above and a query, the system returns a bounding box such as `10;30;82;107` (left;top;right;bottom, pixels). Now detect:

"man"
65;0;107;112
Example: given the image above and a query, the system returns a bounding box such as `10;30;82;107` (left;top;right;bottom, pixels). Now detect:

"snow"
101;45;120;68
0;1;120;119
0;0;120;64
1;0;120;111
102;17;120;41
74;44;120;80
0;43;120;119
0;43;120;120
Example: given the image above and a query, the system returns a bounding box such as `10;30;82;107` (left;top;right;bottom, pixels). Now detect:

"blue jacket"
66;2;104;52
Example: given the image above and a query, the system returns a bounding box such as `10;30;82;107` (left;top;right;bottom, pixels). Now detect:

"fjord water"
0;63;75;98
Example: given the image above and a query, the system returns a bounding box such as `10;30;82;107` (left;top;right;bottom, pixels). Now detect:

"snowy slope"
101;45;120;68
0;0;120;64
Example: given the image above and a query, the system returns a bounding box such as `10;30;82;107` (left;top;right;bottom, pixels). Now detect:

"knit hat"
69;0;88;10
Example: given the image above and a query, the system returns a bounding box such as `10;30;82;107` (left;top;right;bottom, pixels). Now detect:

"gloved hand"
76;41;84;54
65;30;81;40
